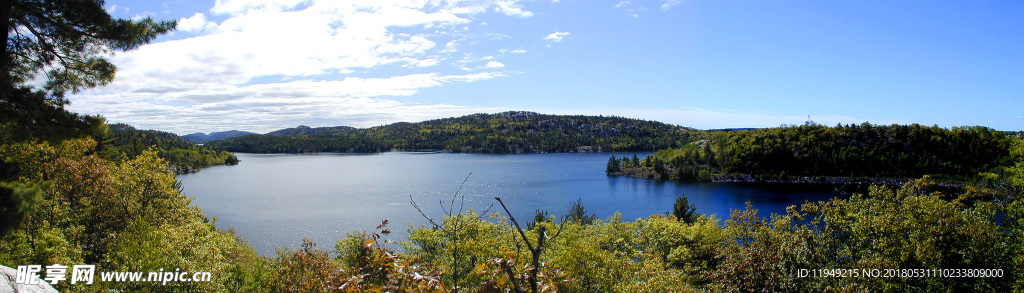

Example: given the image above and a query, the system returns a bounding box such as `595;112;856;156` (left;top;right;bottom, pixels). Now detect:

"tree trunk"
529;225;545;293
1;1;12;92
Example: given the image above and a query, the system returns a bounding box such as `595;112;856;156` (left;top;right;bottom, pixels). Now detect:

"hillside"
101;124;239;173
265;125;358;136
205;111;696;153
609;122;1015;183
184;130;257;144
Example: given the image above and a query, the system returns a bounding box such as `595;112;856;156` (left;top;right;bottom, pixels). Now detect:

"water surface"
178;152;839;255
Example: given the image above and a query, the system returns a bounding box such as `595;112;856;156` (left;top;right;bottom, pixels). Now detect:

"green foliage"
0;139;267;292
527;209;551;230
273;239;341;293
407;211;513;291
4;0;175;96
2;0;173;144
0;92;109;143
606;155;621;173
206;111;696;154
714;178;1014;293
334;222;449;292
100;123;239;173
565;198;596;225
621;123;1015;183
671;193;698;224
1003;137;1024;292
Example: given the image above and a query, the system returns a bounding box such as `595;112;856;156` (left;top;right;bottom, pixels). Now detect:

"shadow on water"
602;176;843;221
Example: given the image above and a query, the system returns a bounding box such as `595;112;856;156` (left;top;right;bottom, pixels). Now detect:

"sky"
66;0;1024;134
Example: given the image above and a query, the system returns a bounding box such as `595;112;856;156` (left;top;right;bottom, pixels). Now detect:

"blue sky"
67;0;1024;134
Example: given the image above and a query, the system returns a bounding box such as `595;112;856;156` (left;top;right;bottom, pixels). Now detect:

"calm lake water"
177;152;840;255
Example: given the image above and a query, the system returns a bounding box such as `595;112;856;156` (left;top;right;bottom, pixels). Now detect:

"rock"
0;265;59;293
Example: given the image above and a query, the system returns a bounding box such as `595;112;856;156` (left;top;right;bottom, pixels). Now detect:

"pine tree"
2;0;175;141
672;193;698;224
606;155;620;173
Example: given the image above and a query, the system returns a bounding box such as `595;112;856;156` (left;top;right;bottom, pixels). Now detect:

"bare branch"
495;197;535;251
410;195;441;229
550;216;568;240
476;204;494;219
451;173;471;215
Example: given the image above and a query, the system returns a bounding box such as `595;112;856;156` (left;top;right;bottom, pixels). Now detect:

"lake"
177;152;841;255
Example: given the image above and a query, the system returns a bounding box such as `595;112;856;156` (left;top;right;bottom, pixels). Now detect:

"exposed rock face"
0;265;59;293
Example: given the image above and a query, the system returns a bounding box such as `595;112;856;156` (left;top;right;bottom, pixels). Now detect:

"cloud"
660;0;685;10
177;12;219;33
211;0;307;15
484;61;505;68
494;0;534;17
543;31;570;42
67;0;540;134
71;72;506;133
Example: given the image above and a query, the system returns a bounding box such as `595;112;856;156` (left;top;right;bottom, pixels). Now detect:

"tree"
527;209;550;230
606;155;620;173
566;198;596;225
1;0;174;237
671;193;698;224
2;0;175;140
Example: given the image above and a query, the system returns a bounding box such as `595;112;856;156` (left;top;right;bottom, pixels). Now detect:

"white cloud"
111;0;532;85
660;0;685;10
67;0;540;133
211;0;308;15
494;0;534;17
543;31;570;42
499;48;526;54
177;13;219;33
71;72;506;133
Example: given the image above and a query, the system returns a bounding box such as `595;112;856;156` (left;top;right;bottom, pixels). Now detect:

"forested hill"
609;123;1016;183
205;111;696;153
100;124;239;173
266;125;358;136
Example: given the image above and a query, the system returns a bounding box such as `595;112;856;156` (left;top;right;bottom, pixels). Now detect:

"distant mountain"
205;111;697;154
184;130;257;144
